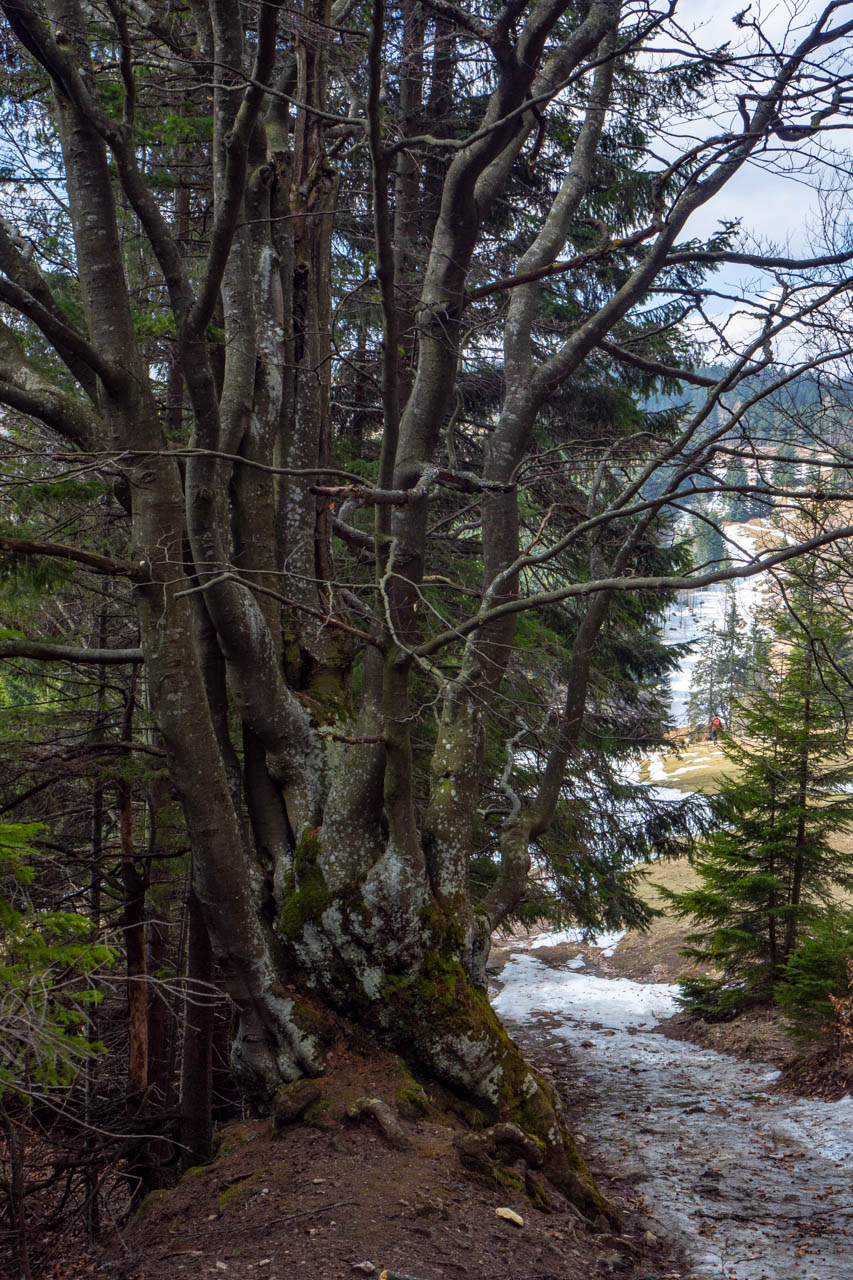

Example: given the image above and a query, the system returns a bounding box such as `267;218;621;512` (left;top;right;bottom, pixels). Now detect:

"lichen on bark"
274;863;614;1222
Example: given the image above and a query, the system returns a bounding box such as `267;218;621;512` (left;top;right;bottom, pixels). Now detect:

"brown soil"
52;1036;692;1280
657;1007;793;1067
776;1043;853;1099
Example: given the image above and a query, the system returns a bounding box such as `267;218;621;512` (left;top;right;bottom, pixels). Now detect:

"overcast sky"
644;2;853;357
681;3;846;242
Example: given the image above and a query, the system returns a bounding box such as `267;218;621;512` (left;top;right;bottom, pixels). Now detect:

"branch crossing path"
493;951;853;1280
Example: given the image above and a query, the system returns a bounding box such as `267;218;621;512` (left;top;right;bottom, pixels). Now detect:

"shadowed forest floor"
58;1035;688;1280
37;862;852;1280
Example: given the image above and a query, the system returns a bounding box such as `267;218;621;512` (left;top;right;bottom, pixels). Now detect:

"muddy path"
493;953;853;1280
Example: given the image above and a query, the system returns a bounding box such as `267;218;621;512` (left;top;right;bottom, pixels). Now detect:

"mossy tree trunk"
277;827;610;1220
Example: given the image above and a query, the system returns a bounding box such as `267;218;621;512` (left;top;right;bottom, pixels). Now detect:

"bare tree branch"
0;640;144;664
0;535;150;582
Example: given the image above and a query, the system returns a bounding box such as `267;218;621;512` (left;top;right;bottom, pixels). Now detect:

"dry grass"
603;858;704;981
616;740;853;977
638;741;739;795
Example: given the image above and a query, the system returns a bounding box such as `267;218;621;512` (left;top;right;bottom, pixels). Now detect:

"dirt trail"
493;953;853;1280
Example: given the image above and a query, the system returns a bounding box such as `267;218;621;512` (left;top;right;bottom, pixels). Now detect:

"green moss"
379;917;491;1047
494;1166;524;1191
282;632;303;685
279;879;327;936
294;826;322;873
305;666;353;723
421;900;465;953
214;1126;259;1156
135;1188;169;1217
218;1184;246;1210
303;1099;329;1125
181;1163;215;1181
524;1172;552;1213
291;997;336;1049
272;1079;323;1132
512;1088;556;1150
280;828;331;937
395;1078;430;1118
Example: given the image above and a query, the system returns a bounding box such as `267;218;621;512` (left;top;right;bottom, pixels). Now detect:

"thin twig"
259;1198;356;1228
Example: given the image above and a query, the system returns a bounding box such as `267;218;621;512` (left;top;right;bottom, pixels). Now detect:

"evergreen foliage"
722;457;767;521
0;0;853;1256
776;908;853;1044
686;591;769;734
0;822;113;1099
666;547;853;1014
690;511;729;574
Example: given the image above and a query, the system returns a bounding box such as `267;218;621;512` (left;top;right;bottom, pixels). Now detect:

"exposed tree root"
345;1096;412;1150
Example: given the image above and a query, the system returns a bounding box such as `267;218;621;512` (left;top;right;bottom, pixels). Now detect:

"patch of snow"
493;953;853;1280
646;752;668;781
769;1094;853;1166
525;928;626;954
596;936;625;957
649;784;698;804
666;762;717;776
528;929;577;948
493;953;676;1030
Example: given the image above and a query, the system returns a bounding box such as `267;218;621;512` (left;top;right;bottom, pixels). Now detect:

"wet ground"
493;952;853;1280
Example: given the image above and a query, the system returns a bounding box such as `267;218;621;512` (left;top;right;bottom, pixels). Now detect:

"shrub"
776;911;853;1045
673;974;750;1022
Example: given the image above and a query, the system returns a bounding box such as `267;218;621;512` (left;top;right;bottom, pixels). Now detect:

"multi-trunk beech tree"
2;0;853;1210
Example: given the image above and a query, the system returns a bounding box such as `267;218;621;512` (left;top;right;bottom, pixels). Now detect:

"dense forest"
2;0;853;1272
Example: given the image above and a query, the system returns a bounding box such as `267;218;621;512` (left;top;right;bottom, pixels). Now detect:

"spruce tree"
667;548;853;1009
686;590;754;734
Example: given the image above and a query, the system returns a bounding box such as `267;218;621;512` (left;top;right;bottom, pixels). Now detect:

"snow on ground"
647;751;668;781
650;784;701;804
495;952;676;1028
617;756;696;811
645;752;718;782
493;954;853;1280
516;928;626;958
